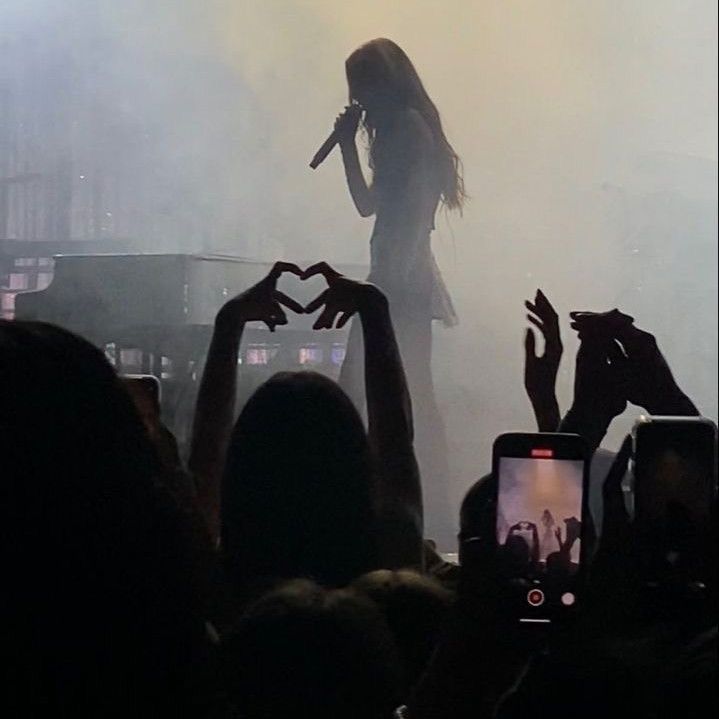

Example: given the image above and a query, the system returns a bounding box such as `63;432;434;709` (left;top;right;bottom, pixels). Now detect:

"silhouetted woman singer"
334;39;465;545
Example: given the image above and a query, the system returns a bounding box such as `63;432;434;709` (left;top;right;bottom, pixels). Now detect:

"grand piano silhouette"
15;253;366;443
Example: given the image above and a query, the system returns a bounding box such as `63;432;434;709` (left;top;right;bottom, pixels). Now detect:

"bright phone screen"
497;456;584;620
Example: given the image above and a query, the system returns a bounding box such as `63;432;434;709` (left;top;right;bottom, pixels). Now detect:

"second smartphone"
493;432;590;624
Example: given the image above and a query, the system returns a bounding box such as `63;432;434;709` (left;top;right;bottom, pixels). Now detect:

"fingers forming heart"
268;261;303;282
265;261;349;331
302;261;341;283
304;289;328;315
274;290;304;315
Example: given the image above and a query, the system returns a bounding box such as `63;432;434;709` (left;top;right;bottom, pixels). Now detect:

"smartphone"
493;433;589;624
121;374;161;428
570;309;634;332
632;416;717;577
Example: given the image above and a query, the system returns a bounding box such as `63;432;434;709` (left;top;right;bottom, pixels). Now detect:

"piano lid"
14;253;367;344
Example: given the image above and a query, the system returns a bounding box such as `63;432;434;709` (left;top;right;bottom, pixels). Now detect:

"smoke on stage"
2;0;716;541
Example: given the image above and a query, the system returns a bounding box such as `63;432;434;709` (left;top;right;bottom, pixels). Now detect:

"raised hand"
302;264;422;569
601;436;632;546
559;330;629;453
614;324;698;415
524;289;562;431
576;335;628;420
563;516;582;547
571;311;698;416
303;261;385;330
569;309;634;338
584;436;637;618
217;261;304;332
191;261;303;541
334;104;363;146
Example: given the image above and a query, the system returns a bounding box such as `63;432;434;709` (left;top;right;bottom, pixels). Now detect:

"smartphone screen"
633;417;717;575
494;433;588;623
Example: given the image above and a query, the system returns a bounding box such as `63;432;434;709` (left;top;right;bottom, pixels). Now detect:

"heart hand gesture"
303;262;385;330
217;262;304;332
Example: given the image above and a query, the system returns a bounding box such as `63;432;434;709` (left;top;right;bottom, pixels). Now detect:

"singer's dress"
339;109;456;544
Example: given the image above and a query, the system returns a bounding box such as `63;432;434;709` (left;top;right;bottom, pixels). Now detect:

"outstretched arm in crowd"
560;312;698;454
304;263;424;569
189;263;303;540
524;289;563;432
612;323;699;416
558;334;628;455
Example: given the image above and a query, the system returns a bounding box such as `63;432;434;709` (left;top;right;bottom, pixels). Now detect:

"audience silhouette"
1;263;715;718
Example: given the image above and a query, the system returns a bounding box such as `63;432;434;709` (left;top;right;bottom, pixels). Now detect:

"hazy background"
3;0;717;535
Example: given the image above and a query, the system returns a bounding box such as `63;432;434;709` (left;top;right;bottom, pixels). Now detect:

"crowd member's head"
352;569;454;690
221;579;402;719
221;371;377;594
0;321;212;716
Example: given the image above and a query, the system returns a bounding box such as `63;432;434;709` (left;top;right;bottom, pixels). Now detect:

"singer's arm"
340;138;376;218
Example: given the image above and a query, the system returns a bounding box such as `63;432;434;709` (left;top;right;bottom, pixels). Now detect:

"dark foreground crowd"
1;262;716;718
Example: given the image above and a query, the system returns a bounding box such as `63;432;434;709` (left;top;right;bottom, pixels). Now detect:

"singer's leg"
396;304;454;551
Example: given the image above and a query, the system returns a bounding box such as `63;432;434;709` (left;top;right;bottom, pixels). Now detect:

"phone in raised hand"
493;432;590;624
631;415;717;581
570;309;634;336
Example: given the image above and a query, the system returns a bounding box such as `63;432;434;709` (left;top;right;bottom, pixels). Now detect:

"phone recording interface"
497;455;584;619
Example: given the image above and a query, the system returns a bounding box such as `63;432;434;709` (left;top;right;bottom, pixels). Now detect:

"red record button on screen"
527;589;545;607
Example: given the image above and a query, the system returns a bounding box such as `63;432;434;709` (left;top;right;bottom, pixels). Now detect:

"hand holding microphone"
334;104;363;144
309;103;363;169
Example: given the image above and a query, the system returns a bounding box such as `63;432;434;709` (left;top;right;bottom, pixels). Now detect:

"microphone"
309;133;339;170
309;104;363;170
